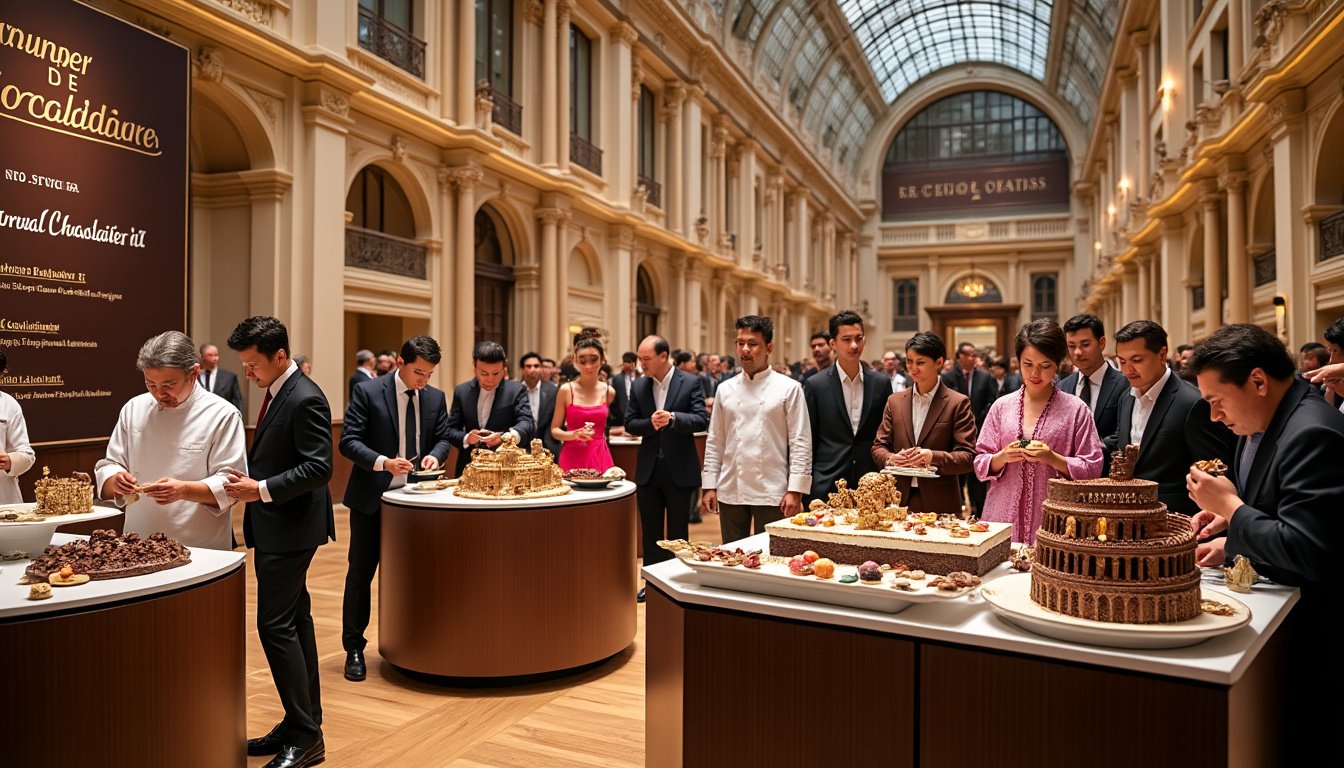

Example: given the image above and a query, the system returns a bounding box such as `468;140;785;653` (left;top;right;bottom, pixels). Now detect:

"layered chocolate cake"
1030;446;1200;624
25;529;191;581
766;518;1012;577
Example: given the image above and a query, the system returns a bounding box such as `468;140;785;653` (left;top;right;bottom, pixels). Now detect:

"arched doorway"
475;206;515;347
924;272;1019;357
636;265;659;341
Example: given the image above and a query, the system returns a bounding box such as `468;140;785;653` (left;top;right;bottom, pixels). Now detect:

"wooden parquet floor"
235;508;722;767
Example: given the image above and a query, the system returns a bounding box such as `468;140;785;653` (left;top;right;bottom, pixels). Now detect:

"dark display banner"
882;153;1070;217
0;0;187;445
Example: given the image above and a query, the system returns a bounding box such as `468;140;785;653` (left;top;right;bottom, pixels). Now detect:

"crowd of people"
2;307;1342;766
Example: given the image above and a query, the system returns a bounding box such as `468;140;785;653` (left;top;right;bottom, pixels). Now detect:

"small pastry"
28;582;53;600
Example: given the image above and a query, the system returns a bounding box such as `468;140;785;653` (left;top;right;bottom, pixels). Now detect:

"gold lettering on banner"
897;176;1048;203
0;18;164;156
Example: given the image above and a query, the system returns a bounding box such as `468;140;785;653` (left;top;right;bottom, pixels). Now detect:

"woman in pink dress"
552;331;615;473
973;319;1103;544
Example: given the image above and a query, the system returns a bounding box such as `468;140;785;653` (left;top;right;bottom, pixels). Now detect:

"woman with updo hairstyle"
972;318;1103;544
551;328;616;473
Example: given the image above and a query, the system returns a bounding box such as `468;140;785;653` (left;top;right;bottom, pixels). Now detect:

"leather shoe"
637;587;646;604
247;722;286;756
264;739;325;768
344;649;366;682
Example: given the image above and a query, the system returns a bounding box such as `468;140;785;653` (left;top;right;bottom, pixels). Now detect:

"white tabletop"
642;532;1299;686
0;533;246;620
383;479;637;509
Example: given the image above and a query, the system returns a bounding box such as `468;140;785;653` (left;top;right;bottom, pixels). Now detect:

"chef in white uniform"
0;347;36;505
94;331;247;550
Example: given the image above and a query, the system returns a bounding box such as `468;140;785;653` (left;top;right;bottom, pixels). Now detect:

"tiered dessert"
455;434;571;499
33;467;94;515
25;529;191;581
766;472;1012;576
1030;445;1201;624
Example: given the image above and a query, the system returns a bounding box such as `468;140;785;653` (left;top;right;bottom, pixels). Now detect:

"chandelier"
956;267;987;300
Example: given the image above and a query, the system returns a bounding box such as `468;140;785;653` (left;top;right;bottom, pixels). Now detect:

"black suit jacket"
339;373;453;515
940;367;996;428
348;368;375;404
1226;378;1344;588
203;367;244;413
995;372;1022;398
1108;373;1235;514
802;365;891;502
243;370;336;553
609;372;636;430
528;380;562;458
624;368;709;487
1059;365;1127;472
445;378;535;475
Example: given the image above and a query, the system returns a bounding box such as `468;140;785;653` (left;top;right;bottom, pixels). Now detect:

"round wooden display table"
379;480;638;679
1;533;246;768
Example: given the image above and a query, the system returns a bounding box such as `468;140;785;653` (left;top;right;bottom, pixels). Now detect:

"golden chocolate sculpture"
1223;554;1258;593
806;472;907;530
454;435;572;499
33;467;94;516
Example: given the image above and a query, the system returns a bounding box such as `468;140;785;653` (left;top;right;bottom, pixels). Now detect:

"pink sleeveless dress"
557;386;614;473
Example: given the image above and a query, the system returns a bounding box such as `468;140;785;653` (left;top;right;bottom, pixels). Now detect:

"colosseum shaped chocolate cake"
1030;445;1201;624
454;434;571;499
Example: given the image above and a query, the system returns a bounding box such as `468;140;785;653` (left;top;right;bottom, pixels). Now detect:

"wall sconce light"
1094;240;1103;252
1118;178;1131;195
1273;294;1288;342
1161;79;1174;112
1107;203;1117;217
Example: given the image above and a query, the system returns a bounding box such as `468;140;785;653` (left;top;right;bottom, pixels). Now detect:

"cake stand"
0;503;121;560
980;573;1251;649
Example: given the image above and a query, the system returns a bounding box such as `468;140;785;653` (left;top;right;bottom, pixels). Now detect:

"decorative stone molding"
475;80;495;130
536;208;568;226
213;0;274;26
1253;1;1288;52
318;87;349;119
1196;101;1224;129
193;46;224;83
631;52;645;100
446;166;485;191
523;0;544;26
243;87;279;127
390;135;407;163
664;83;685;119
613;22;638;47
557;0;573;27
1218;171;1247;192
612;225;636;250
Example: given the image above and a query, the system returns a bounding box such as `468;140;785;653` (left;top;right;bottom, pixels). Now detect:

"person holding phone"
445;341;535;477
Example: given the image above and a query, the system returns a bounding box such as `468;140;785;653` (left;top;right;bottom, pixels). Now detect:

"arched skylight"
837;0;1055;102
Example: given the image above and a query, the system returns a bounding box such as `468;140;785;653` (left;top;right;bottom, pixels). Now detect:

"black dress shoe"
344;649;366;682
637;587;646;603
265;739;325;768
247;722;286;756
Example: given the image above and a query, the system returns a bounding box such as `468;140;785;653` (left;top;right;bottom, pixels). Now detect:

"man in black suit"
338;336;452;683
940;342;996;513
1186;324;1344;751
1106;321;1234;514
199;343;244;413
445;341;534;477
803;311;890;504
989;358;1021;397
609;351;639;433
347;348;376;403
1057;314;1127;474
626;335;709;602
518;351;561;458
223;316;333;768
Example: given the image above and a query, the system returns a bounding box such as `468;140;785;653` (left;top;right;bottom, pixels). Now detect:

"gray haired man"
348;348;376;403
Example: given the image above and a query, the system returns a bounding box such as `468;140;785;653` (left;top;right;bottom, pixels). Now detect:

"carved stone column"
1137;255;1151;322
457;0;476;127
556;0;573;173
610;24;638;207
686;263;703;350
610;226;636;355
683;85;704;237
538;208;565;358
541;0;558;165
1221;171;1249;323
711;118;728;248
737;140;756;263
448;165;485;384
670;251;688;345
1201;188;1224;330
664;84;685;232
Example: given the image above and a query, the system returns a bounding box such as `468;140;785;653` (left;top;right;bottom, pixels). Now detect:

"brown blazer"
871;383;977;516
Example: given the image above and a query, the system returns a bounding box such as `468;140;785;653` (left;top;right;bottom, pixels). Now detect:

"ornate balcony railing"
1320;209;1344;262
356;7;426;78
570;134;603;175
488;87;523;135
638;174;662;209
345;226;427;280
1254;249;1276;287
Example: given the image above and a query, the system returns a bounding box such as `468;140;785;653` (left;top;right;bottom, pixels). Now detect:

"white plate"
881;466;940;479
402;485;449;494
980;574;1252;649
0;504;121;560
677;556;976;613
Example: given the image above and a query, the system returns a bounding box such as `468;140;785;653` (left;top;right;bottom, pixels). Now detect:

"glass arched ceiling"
715;0;1117;179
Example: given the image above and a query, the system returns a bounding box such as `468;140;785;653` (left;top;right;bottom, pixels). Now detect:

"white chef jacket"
702;367;812;505
0;391;35;504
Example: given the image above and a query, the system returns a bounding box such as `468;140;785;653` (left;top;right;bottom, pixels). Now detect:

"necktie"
1236;433;1262;492
405;389;418;460
1080;374;1093;411
257;389;273;426
203;370;212;392
963;370;972;396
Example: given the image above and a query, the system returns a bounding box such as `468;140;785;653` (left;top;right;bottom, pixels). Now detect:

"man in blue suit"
626;334;709;603
338;336;452;683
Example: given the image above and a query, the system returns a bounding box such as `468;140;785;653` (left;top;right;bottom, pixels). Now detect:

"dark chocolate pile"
26;529;191;581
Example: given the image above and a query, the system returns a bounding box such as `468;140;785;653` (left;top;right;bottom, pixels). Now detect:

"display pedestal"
379;482;637;678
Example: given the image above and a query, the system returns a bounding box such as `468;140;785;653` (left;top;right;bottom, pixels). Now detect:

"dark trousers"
718;502;781;544
963;475;987;516
341;507;380;652
254;547;323;747
638;460;693;567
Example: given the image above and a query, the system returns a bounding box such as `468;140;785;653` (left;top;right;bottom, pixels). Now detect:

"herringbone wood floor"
235;507;721;767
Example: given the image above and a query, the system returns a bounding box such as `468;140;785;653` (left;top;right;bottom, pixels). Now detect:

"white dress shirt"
200;367;216;393
466;384;520;448
911;379;940;442
1129;366;1172;447
891;373;908;393
256;361;298;504
838;364;864;433
373;374;421;487
526;381;542;426
1075;365;1107;412
0;391;35;504
702;367;812;504
94;383;247;550
651;369;672;411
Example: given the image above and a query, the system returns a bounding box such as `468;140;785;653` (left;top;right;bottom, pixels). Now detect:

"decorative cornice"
445;166;485;191
193;46;224;83
536;207;568;226
390;135;407;163
613;21;638;47
1218;171;1248;192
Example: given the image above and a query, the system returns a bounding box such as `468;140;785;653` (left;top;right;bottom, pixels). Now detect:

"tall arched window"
893;279;918;331
476;0;519;133
345;166;424;278
1032;274;1058;320
636;265;659;341
474;207;514;346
